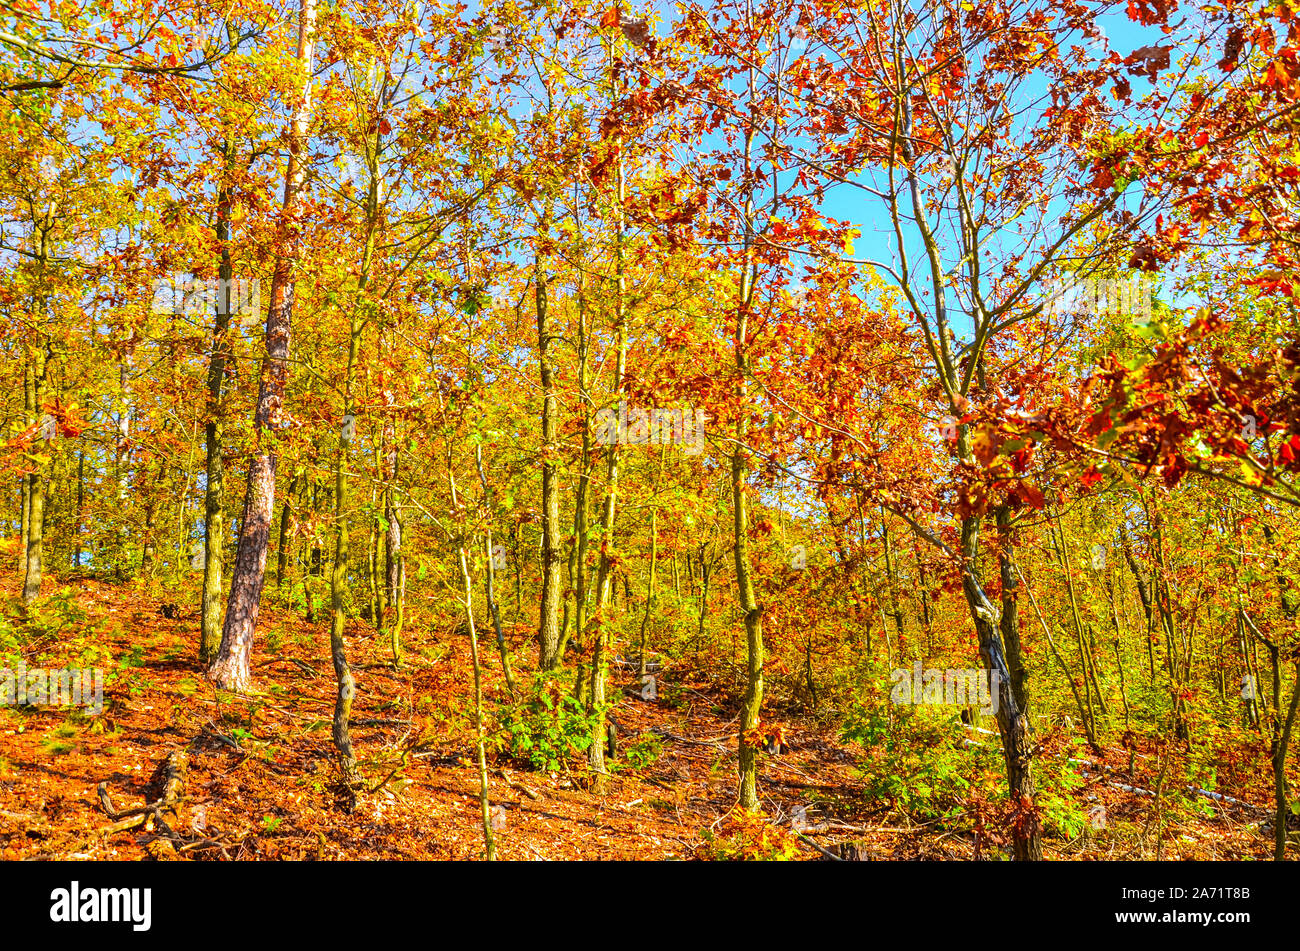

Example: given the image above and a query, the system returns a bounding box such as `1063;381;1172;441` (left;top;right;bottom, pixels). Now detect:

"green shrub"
25;588;87;639
1034;748;1087;838
613;734;663;772
841;701;1001;820
492;673;601;772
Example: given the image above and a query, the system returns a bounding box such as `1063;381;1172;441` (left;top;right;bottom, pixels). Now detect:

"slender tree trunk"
442;434;494;860
1020;564;1097;747
200;153;236;664
384;451;403;663
1051;512;1103;743
535;201;563;670
23;340;49;604
368;492;383;629
587;80;628;781
1084;623;1109;715
18;360;31;581
637;447;665;679
1108;574;1133;731
475;445;514;694
917;545;933;655
696;550;711;653
208;0;317;690
327;311;362;778
586;331;625;782
1123;537;1158;680
1151;516;1190;744
558;397;590;667
1273;661;1300;860
74;449;83;567
276;474;299;595
732;89;765;812
881;510;905;644
325;145;383;774
141;492;158;580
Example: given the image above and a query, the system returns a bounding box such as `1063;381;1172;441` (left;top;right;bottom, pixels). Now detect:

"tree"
208;0;318;691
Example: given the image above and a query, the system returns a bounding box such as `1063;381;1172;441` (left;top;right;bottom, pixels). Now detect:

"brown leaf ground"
0;573;1288;860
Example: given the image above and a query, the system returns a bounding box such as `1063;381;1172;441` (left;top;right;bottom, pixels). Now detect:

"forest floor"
0;572;1289;860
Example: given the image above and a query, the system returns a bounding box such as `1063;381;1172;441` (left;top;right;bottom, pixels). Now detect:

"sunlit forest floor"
0;572;1289;860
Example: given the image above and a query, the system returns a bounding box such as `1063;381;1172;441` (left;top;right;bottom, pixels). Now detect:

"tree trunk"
22;340;49;605
442;428;494;860
368;492;383;629
587;90;627;781
327;316;360;777
696;549;711;653
959;512;1041;860
536;202;563;670
1151;516;1190;745
586;358;624;782
208;0;316;691
475;445;514;693
74;449;83;568
637;447;665;679
1273;661;1300;860
200;152;236;664
325;141;384;774
733;435;764;812
881;510;905;644
383;441;403;663
732;98;764;813
995;505;1029;717
17;360;31;581
276;474;299;595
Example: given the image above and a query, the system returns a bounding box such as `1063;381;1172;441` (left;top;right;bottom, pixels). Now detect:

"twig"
650;726;737;749
201;723;244;751
499;768;542;800
256;658;318;677
793;828;842;860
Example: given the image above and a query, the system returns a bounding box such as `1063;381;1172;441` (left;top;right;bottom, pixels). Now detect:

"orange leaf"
599;5;620;27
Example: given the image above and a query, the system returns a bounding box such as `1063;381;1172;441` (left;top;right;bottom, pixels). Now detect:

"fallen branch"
650;726;736;749
958;724;1270;816
98;749;189;841
1069;759;1270;815
350;717;412;728
256;658;318;677
792;828;842;860
499;768;542;801
201;723;243;751
97;783;153;821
